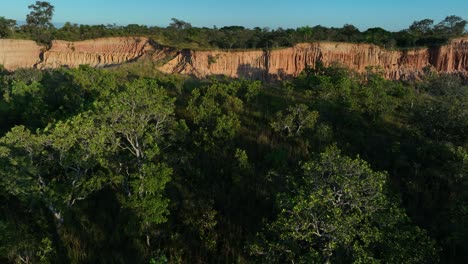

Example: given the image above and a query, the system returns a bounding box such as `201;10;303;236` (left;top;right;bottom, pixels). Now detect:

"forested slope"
0;64;466;263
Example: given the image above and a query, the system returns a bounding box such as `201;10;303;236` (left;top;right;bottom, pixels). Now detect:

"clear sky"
1;0;467;31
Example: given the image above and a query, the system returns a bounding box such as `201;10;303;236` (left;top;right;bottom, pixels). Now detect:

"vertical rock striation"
0;36;467;80
0;39;43;70
38;37;154;69
430;37;468;73
158;37;468;80
158;49;267;78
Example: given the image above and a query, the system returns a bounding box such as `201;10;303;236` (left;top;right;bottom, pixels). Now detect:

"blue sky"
2;0;467;31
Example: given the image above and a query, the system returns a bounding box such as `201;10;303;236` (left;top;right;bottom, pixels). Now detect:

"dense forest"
1;1;467;264
0;1;467;49
0;60;466;263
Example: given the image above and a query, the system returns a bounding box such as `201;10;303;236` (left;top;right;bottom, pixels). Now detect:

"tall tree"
0;79;176;262
409;18;434;37
0;17;16;38
168;18;192;30
270;104;319;138
434;15;467;37
251;147;437;263
26;1;55;30
25;1;55;43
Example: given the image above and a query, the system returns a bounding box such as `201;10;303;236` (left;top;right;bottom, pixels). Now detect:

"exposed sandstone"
431;37;468;72
159;42;432;80
158;37;468;80
0;39;43;70
158;49;267;78
0;36;467;81
39;37;155;69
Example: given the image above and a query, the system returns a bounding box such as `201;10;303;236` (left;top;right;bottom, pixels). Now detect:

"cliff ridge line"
0;36;467;80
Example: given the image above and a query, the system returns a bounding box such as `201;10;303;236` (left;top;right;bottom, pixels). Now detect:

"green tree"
409;18;434;37
26;1;54;30
186;81;243;148
297;26;314;42
411;95;467;144
251;147;437;263
25;1;55;43
0;79;176;260
102;79;175;230
411;75;468;144
363;27;394;47
0;17;16;38
168;18;192;30
271;104;319;138
1;79;46;130
339;24;362;42
434;15;467;37
53;22;80;41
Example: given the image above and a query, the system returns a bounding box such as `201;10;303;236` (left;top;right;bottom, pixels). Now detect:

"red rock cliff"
430;37;468;72
158;37;468;80
0;39;43;70
0;36;467;80
38;37;155;69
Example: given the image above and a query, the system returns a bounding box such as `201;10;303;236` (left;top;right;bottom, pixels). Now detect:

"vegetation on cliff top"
0;1;466;50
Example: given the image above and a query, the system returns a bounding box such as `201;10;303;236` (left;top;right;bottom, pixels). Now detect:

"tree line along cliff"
1;10;466;50
1;2;467;80
0;36;467;80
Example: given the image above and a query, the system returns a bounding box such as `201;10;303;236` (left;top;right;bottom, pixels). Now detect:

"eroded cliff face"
0;36;467;80
267;43;431;80
158;37;468;80
158;49;267;78
38;37;155;69
159;42;439;80
431;37;468;72
0;39;43;70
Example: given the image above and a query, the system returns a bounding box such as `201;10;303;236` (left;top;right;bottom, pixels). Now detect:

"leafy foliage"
1;5;466;263
0;58;466;263
251;147;437;263
271;104;319;137
24;1;55;43
0;17;16;38
26;1;54;30
2;2;466;49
